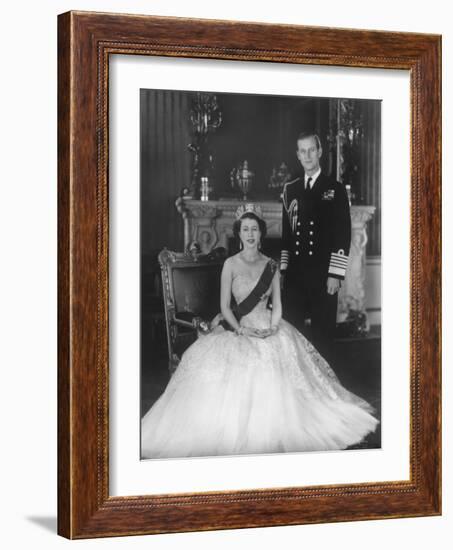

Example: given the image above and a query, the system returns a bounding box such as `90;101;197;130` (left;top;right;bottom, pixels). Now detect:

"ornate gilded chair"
158;247;227;374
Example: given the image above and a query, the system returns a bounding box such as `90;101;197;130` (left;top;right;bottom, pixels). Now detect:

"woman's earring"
239;241;243;250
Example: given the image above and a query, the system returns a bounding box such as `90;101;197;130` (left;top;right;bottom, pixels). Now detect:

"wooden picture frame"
57;10;441;539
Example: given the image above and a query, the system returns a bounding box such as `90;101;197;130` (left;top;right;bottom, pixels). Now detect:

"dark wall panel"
140;89;192;257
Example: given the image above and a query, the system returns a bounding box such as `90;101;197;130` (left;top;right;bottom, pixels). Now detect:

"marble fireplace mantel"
175;199;284;253
175;198;376;326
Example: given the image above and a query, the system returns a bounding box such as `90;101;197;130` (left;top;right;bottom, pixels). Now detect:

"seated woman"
141;203;378;459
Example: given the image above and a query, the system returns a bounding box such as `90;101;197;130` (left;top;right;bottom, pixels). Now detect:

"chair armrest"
173;312;203;330
173;318;197;329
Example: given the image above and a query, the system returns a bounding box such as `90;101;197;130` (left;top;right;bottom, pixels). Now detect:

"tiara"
235;203;263;221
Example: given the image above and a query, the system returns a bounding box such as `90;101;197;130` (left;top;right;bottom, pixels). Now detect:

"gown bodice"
232;272;273;330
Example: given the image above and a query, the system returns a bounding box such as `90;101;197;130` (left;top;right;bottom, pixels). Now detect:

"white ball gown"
141;262;379;459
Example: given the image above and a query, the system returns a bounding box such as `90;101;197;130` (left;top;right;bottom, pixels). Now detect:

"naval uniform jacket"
280;172;351;283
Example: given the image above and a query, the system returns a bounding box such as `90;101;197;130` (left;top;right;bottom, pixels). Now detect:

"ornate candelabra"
268;162;292;197
187;93;222;200
230;160;255;201
327;99;364;204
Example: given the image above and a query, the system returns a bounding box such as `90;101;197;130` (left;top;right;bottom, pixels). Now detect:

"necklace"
239;251;261;263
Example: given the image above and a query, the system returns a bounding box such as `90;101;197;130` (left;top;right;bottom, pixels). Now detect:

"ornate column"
337;205;376;329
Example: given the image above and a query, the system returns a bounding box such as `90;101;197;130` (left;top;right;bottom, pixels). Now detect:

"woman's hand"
238;326;278;338
258;325;279;338
236;327;262;338
241;327;262;338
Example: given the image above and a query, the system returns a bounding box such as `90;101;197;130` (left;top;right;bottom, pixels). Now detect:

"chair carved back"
158;247;227;373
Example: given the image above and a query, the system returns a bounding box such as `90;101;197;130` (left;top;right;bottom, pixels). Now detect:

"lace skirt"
141;320;379;459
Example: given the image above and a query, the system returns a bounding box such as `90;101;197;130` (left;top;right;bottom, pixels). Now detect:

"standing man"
280;132;351;362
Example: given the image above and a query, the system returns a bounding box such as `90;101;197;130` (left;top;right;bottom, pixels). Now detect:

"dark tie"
305;177;312;191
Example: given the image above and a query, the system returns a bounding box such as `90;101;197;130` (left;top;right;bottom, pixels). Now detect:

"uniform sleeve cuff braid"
328;250;348;279
280;250;289;270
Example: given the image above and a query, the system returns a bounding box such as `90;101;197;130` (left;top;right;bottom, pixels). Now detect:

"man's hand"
326;276;341;295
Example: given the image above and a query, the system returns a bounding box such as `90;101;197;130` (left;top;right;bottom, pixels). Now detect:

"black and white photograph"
139;89;382;460
2;0;447;545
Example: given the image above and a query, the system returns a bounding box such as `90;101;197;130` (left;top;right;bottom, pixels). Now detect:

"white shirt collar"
304;168;321;188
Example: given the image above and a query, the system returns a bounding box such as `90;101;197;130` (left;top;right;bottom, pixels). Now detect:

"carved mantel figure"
336;206;376;328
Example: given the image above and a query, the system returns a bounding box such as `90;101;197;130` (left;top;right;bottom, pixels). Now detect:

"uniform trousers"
283;264;338;364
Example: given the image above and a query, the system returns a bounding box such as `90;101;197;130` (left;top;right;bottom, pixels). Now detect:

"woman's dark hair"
233;212;267;246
